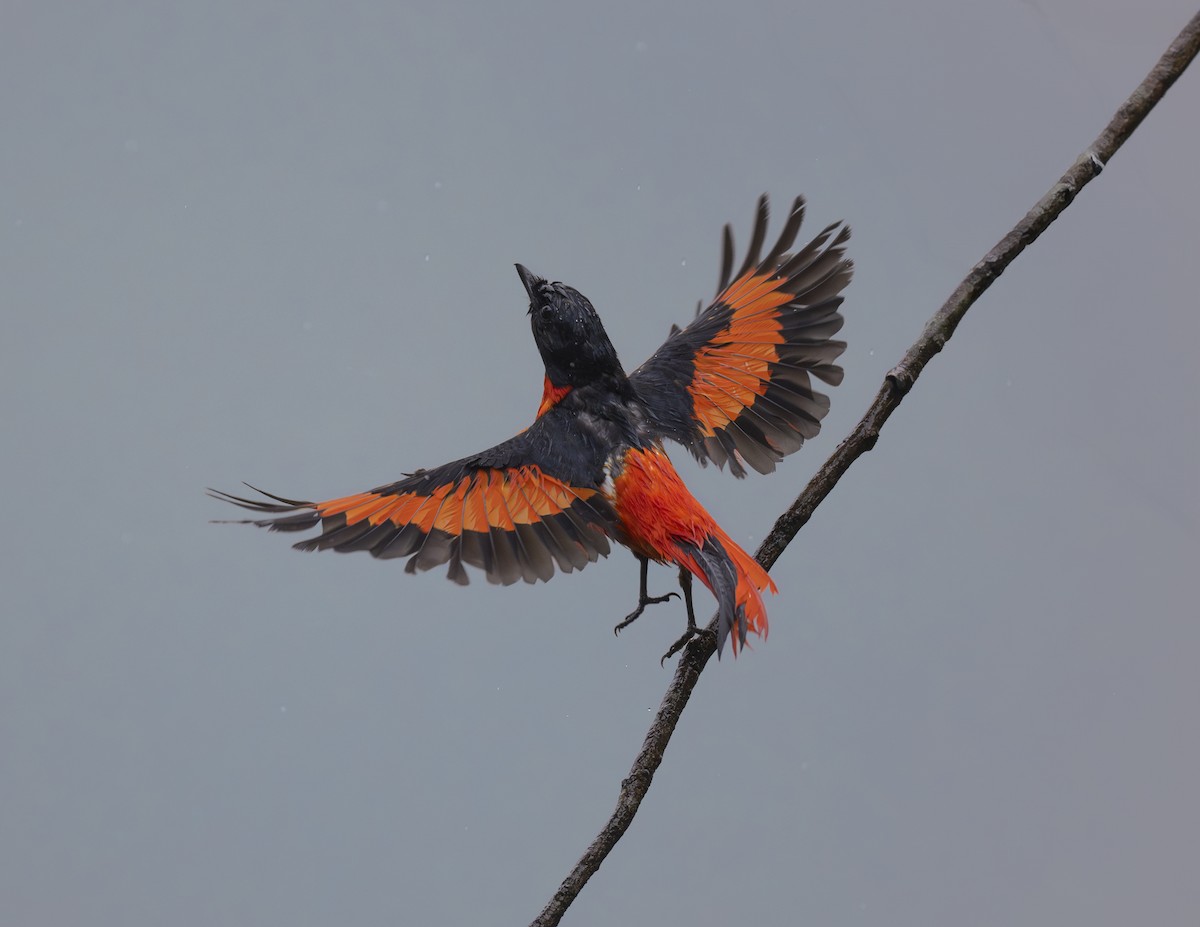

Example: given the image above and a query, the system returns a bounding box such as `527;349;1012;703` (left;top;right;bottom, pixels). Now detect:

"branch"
531;11;1200;926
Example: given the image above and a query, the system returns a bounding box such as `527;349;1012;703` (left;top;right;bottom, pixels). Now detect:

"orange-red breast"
211;195;852;659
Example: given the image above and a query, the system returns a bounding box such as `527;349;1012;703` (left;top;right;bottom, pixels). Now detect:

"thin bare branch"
531;11;1200;926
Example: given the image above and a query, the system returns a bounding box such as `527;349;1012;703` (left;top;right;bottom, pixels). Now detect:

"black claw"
613;591;679;636
660;626;716;667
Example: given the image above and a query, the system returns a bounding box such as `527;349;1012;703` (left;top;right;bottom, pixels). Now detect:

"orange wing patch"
317;468;600;533
306;466;612;585
209;465;613;587
687;274;792;438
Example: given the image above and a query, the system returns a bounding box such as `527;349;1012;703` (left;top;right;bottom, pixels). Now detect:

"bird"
209;195;852;661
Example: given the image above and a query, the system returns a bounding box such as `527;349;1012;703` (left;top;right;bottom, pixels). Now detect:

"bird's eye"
539;305;555;322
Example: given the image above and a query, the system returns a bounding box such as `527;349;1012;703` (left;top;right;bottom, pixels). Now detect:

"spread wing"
208;407;616;586
630;195;852;477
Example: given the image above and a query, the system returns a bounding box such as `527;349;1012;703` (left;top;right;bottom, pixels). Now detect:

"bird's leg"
660;569;714;665
613;556;679;636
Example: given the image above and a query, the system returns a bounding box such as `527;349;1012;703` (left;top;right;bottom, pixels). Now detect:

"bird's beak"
515;263;543;302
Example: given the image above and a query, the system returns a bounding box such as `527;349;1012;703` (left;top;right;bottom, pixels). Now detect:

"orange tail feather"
713;523;776;653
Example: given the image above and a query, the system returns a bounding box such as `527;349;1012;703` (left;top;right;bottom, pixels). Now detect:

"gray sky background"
3;2;1198;924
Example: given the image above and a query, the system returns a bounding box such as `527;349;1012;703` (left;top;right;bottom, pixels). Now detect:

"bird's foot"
613;591;680;636
660;625;716;667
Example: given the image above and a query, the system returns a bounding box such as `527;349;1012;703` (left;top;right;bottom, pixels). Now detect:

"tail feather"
682;530;775;656
686;540;742;655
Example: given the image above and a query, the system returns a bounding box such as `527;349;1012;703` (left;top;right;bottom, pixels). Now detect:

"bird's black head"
515;264;627;389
